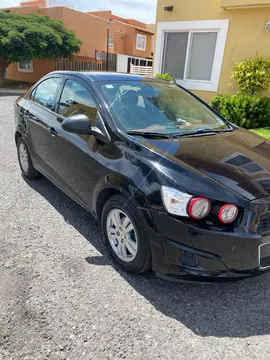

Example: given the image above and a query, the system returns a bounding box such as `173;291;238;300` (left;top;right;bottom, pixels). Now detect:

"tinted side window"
57;79;97;125
32;78;60;110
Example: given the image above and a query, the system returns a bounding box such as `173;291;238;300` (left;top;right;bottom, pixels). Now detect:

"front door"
45;76;101;210
25;76;62;176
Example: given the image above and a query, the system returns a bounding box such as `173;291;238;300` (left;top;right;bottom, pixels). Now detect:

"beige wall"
156;0;270;101
221;0;270;8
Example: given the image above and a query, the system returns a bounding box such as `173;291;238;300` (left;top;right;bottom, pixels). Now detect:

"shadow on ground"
26;176;270;339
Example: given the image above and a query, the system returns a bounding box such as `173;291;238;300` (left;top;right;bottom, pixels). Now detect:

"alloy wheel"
106;209;138;262
19;142;29;173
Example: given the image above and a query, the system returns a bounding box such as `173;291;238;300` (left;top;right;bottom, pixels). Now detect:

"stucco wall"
5;4;153;83
133;30;153;57
156;0;270;101
221;0;270;8
6;59;55;83
146;24;156;53
9;6;153;59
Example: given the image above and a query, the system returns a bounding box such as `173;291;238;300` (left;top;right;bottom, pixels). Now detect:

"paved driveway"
1;94;270;360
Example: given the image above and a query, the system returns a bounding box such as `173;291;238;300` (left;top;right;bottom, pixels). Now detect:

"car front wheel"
101;194;151;273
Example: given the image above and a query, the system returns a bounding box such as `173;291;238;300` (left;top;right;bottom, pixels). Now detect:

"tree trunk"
0;57;11;86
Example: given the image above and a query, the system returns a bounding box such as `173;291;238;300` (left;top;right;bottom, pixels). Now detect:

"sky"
1;0;157;23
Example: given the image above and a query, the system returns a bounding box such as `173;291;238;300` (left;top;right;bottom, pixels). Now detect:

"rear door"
44;75;101;209
25;76;62;175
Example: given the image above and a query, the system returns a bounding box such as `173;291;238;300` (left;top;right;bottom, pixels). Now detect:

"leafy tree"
0;11;82;84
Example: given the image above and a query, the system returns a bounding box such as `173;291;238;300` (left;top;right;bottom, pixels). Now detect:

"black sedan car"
15;71;270;281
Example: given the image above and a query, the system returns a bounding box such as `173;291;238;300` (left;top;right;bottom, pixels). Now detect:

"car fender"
15;124;27;145
93;173;149;218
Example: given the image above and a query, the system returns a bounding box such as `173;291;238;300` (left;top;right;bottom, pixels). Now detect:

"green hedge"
155;73;175;81
210;94;270;129
232;56;270;95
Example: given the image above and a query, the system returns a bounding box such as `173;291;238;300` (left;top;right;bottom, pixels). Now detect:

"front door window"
57;79;97;125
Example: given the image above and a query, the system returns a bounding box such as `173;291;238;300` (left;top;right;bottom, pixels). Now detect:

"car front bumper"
142;209;270;282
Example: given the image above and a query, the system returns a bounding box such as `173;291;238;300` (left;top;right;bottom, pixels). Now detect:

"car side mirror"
61;113;111;144
61;114;94;135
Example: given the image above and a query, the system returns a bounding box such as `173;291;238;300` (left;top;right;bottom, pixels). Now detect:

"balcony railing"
221;0;270;8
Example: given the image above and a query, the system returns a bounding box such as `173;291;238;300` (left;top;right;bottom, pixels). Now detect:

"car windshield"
98;80;230;135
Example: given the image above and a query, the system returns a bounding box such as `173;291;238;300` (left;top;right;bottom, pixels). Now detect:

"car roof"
48;71;151;82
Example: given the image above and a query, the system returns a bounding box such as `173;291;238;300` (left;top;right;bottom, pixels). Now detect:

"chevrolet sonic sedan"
14;71;270;281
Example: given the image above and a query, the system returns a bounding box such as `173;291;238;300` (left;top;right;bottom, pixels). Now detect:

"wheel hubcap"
19;143;29;173
106;209;138;262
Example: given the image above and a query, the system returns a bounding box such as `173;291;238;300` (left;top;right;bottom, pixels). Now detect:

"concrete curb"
0;88;28;96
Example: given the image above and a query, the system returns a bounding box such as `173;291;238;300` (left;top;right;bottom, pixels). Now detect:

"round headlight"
188;197;211;220
218;204;238;224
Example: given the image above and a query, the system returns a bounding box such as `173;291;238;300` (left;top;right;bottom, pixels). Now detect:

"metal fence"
55;53;117;72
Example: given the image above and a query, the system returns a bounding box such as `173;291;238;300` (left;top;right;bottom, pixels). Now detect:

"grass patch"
251;128;270;140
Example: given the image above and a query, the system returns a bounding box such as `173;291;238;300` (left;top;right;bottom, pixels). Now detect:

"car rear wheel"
101;194;151;273
17;138;41;179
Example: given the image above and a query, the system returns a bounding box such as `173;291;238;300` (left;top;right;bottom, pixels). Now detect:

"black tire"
101;194;152;273
17;137;41;179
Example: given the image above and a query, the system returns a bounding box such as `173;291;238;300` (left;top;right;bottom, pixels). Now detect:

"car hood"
135;129;270;201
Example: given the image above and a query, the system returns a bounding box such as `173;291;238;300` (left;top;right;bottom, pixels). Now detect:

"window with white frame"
154;20;229;92
108;35;114;48
162;31;218;81
17;60;33;72
136;34;146;51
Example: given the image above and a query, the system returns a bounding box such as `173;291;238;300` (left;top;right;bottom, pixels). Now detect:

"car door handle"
49;127;58;137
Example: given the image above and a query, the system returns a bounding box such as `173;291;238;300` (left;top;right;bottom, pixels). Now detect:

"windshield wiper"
173;127;234;137
212;128;234;133
126;127;234;139
126;131;173;139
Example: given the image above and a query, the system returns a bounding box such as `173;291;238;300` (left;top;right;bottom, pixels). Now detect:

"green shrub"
155;73;175;82
210;93;270;129
232;56;270;95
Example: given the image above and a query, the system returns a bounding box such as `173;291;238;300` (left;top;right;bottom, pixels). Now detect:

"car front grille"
257;212;270;234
